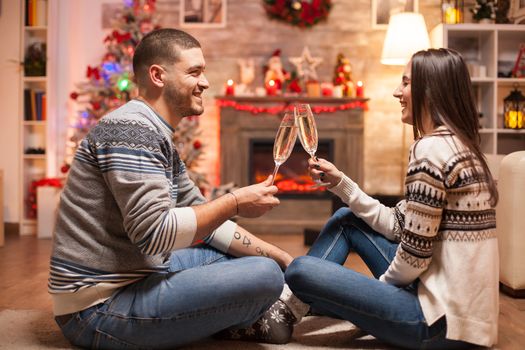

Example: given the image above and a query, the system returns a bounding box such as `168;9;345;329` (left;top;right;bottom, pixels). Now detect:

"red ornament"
86;66;100;80
60;164;70;174
70;92;79;100
193;140;202;150
91;101;101;110
288;79;302;93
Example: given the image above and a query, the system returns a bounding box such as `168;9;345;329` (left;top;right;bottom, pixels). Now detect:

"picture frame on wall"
509;0;525;23
371;0;419;29
180;0;226;28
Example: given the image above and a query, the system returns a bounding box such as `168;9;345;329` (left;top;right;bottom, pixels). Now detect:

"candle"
321;83;333;97
225;79;235;96
356;80;364;98
333;85;344;98
266;79;277;96
505;111;524;129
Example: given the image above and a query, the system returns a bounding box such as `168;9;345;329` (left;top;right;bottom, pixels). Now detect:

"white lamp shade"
381;12;430;66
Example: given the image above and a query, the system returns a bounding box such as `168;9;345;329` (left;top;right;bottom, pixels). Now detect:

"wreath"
263;0;332;28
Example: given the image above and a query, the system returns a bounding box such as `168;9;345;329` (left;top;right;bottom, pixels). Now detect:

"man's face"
163;47;209;118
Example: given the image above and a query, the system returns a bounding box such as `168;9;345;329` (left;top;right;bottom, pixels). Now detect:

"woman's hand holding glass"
307;157;343;189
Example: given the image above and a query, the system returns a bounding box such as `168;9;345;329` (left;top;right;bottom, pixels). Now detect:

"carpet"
0;309;394;349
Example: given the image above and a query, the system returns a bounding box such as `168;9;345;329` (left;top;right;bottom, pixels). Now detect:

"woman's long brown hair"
410;48;498;206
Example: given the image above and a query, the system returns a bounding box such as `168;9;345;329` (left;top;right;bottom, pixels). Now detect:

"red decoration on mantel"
216;99;368;115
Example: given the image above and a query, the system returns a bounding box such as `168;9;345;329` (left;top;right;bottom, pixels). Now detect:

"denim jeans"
56;245;284;349
285;208;473;350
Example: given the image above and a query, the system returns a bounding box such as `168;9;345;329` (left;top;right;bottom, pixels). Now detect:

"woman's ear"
148;64;165;88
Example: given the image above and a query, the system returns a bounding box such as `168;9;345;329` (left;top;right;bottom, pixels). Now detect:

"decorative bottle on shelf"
442;0;464;24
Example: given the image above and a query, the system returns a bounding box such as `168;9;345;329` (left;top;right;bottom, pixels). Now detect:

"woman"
285;48;499;349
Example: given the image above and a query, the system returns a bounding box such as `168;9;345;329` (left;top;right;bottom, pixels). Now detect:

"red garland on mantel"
216;99;368;115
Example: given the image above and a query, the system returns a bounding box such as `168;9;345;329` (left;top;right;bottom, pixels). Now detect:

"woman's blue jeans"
285;208;473;350
56;245;284;349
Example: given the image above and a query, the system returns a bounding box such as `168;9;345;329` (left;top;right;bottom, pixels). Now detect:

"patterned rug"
0;309;393;349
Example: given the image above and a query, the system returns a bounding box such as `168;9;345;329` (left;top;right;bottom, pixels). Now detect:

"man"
49;28;295;349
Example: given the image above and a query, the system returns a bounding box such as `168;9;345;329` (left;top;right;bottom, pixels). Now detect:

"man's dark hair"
133;28;201;85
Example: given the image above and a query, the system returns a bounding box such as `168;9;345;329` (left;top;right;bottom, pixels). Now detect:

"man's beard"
164;81;204;118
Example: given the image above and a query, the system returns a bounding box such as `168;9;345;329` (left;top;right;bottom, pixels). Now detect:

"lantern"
503;86;525;129
442;0;464;24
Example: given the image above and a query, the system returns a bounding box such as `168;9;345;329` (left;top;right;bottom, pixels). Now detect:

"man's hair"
132;28;201;85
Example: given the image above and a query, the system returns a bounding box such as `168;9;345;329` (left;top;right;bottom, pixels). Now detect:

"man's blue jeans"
56;245;284;349
285;208;472;350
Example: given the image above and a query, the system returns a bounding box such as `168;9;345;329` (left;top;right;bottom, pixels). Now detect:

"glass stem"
270;163;280;185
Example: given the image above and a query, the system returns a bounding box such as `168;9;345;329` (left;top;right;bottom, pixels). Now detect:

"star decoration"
289;47;323;82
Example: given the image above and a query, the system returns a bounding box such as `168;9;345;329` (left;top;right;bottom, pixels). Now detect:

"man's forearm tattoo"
234;231;252;247
234;231;269;257
255;246;270;257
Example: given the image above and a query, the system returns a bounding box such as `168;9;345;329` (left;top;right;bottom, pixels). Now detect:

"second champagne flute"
271;112;298;185
294;103;318;159
294;103;330;187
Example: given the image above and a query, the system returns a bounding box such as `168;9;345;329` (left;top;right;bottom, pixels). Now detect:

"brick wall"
155;0;442;195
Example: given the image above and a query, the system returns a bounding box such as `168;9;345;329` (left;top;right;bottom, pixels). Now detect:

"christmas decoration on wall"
65;0;208;189
263;0;332;28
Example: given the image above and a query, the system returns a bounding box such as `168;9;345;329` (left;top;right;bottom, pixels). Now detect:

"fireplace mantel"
217;96;366;234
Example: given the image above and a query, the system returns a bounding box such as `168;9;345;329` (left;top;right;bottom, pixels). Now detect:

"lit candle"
506;111;524;129
266;79;277;96
356;80;364;98
225;79;235;96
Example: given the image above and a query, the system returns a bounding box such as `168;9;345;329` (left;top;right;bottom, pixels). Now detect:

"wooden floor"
0;231;524;349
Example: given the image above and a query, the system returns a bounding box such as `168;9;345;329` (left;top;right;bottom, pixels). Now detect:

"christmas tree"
333;53;354;97
65;0;208;189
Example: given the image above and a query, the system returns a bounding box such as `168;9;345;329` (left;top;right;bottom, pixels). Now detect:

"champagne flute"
294;103;330;187
271;112;298;185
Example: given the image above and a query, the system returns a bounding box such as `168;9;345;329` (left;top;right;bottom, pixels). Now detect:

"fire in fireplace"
249;139;333;196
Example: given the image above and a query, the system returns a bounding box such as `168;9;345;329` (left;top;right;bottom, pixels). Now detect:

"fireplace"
218;96;365;234
249;140;333;197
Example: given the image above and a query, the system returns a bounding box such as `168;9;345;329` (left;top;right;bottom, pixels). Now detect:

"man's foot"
215;300;296;344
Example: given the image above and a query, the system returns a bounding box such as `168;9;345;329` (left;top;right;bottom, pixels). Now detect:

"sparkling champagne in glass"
294;104;318;159
271;112;298;185
294;103;330;187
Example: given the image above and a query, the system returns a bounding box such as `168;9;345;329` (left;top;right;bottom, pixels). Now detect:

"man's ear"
149;64;165;88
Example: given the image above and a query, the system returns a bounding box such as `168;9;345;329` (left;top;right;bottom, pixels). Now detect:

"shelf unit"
431;24;525;167
19;0;55;235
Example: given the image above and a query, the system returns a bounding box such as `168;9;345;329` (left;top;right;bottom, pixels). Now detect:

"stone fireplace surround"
218;96;365;235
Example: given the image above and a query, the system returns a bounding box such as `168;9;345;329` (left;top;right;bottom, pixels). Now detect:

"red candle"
321;83;333;97
266;79;277;96
225;79;235;96
356;80;364;98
